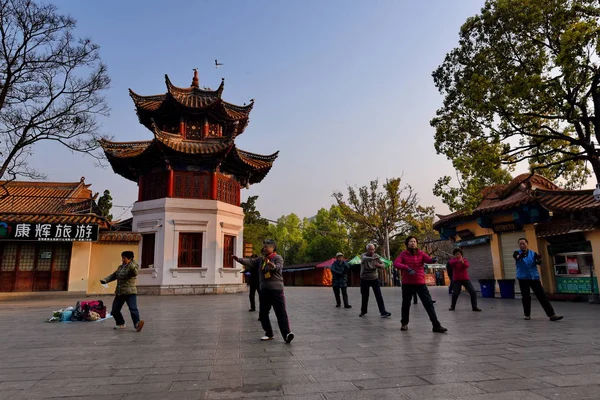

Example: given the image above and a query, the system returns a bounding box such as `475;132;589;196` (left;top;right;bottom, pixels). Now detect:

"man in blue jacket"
514;238;563;321
331;252;352;308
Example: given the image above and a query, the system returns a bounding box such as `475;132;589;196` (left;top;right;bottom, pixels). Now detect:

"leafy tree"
333;178;424;258
0;0;110;186
97;189;113;221
267;213;306;264
302;206;351;261
432;0;600;211
241;195;269;255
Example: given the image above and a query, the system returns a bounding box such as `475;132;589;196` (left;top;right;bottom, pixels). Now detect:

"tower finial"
191;68;199;88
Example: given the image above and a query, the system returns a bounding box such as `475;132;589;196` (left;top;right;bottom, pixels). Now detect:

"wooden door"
223;235;235;268
33;245;53;291
0;243;17;292
14;243;35;292
51;244;71;291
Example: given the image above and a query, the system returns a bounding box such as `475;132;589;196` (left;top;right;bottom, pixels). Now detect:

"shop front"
0;221;99;292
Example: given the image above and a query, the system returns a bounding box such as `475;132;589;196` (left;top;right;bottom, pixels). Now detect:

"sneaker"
344;305;352;309
114;325;126;330
432;300;437;304
335;304;341;308
261;335;274;341
550;315;564;322
400;324;408;331
449;306;455;311
381;312;392;318
524;316;531;320
135;320;145;332
472;308;482;312
432;325;448;333
359;313;366;317
285;332;295;344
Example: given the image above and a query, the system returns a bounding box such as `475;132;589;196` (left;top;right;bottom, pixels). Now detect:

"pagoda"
100;70;278;295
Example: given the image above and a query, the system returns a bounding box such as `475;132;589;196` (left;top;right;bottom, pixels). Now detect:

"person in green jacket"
100;251;144;332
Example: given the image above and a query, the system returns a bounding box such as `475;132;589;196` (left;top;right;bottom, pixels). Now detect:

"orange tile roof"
0;213;106;226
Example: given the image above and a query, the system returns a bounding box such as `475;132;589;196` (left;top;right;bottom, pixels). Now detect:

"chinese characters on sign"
0;223;98;242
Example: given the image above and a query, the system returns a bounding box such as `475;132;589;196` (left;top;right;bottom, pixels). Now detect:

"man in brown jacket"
101;251;144;332
234;239;294;343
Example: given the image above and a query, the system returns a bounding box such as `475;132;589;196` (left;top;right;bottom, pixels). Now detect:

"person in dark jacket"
331;252;352;308
234;239;295;343
242;254;260;312
100;251;144;332
514;238;563;322
446;260;454;295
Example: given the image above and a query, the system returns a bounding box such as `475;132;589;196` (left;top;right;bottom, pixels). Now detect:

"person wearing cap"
360;243;391;318
331;252;352;308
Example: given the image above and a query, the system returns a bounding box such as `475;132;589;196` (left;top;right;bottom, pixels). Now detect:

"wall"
132;197;245;292
68;242;92;292
87;242;140;295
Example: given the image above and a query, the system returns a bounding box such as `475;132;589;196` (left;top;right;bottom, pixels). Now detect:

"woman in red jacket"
393;236;447;333
448;248;482;312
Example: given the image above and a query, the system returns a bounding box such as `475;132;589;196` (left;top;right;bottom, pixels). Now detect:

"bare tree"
333;178;424;258
0;0;110;187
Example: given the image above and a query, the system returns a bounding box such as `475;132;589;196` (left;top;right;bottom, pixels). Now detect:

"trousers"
451;280;478;309
249;283;259;310
360;279;387;315
111;294;140;326
401;284;440;327
259;288;291;339
333;287;349;306
518;279;555;317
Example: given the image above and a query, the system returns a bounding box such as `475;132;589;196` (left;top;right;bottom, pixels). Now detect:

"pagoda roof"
99;128;278;185
129;73;254;134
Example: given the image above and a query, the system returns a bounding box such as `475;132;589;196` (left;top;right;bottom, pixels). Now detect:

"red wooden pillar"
138;175;144;201
211;172;218;200
203;118;209;138
167;169;175;197
179;120;185;137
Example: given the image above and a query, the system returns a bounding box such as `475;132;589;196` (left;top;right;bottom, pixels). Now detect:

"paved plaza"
1;287;600;400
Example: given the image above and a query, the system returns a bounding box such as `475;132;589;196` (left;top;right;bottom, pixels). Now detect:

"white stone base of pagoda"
132;198;245;294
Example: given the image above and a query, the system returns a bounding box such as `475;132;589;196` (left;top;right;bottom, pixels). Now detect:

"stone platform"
1;286;600;399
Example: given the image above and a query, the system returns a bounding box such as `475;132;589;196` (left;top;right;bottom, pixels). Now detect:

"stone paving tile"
420;371;496;384
472;378;555;393
533;384;600;399
282;381;359;395
537;372;600;387
351;375;429;390
2;287;600;400
324;388;410;399
399;382;486;398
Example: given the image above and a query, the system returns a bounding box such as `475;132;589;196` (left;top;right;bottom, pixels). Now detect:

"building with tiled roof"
98;71;279;295
0;178;141;295
434;174;600;298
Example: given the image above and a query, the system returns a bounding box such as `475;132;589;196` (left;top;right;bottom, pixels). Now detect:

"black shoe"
432;300;437;303
285;333;295;344
433;325;448;333
359;313;366;317
550;315;564;321
344;305;352;308
472;308;482;312
413;301;418;304
381;312;391;318
249;309;256;312
449;306;455;311
335;304;341;308
400;324;408;331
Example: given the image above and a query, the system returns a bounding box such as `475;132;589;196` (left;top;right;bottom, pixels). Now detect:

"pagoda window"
178;233;203;268
207;123;221;138
185;120;203;140
140;233;155;269
173;171;211;199
141;171;168;201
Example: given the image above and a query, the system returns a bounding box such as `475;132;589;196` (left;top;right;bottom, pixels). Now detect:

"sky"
31;0;492;221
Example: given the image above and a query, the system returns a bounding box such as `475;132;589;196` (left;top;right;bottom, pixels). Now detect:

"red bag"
75;300;106;320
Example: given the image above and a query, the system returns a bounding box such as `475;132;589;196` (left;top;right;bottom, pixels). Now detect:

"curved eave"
99;139;153;159
151;123;234;155
129;89;166;112
223;148;278;185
